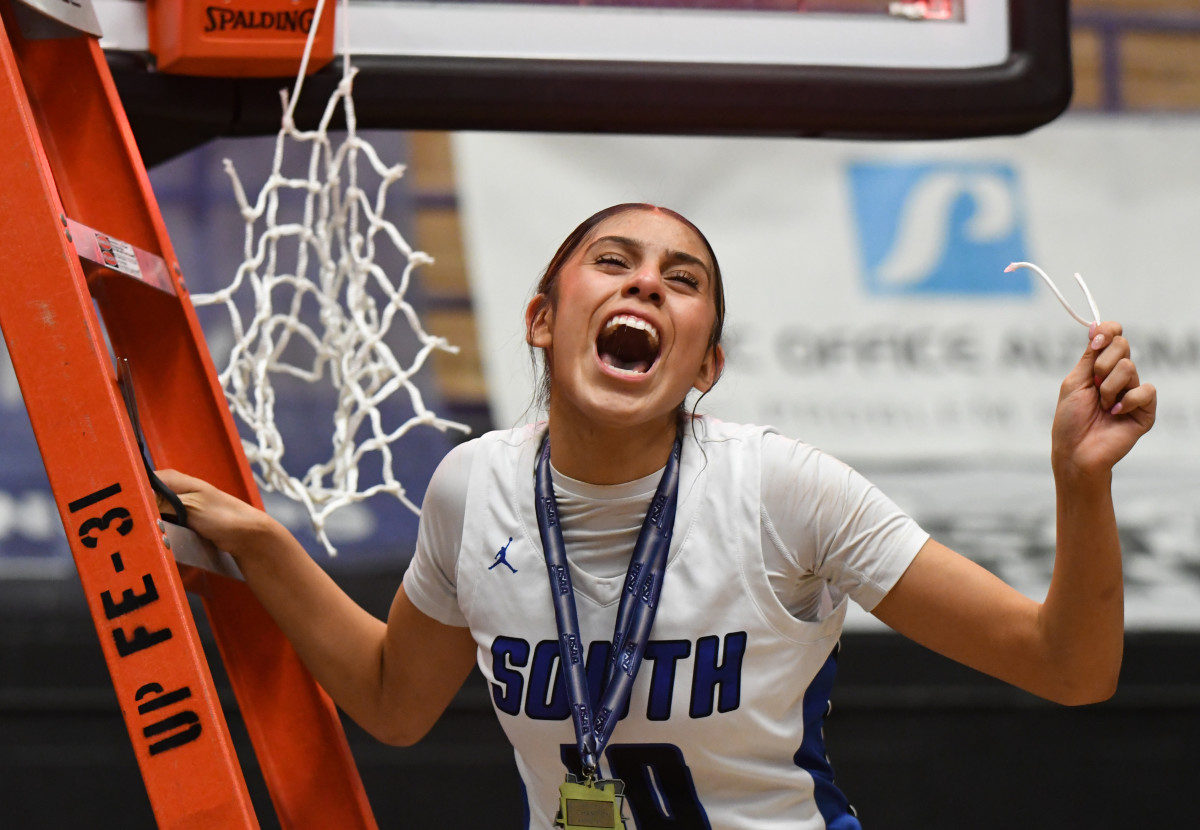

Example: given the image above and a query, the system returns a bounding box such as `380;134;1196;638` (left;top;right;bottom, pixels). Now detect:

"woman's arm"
156;470;477;744
872;321;1156;705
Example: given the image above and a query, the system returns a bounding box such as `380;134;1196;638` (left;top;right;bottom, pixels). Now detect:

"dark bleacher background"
3;2;1200;827
4;574;1198;828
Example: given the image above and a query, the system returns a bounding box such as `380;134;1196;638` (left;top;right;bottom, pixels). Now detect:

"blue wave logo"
849;161;1033;296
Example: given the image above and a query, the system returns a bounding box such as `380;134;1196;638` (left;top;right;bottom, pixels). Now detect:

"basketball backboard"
94;0;1071;164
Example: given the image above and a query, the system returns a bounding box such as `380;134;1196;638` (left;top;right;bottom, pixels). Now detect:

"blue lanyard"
534;427;683;777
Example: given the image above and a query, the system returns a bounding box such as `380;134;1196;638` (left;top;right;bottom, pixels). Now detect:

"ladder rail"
0;14;261;829
0;3;378;826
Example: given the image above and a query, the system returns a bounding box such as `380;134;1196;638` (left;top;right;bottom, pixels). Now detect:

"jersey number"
561;742;712;828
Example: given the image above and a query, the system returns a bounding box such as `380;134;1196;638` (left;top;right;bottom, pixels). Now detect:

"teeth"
606;364;645;377
603;315;659;349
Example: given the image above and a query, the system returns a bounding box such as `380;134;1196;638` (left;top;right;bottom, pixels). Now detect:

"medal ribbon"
534;426;683;777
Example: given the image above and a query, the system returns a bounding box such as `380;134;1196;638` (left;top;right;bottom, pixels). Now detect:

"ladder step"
163;522;245;582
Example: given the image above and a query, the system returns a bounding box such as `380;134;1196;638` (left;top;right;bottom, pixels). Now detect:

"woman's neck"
546;408;679;485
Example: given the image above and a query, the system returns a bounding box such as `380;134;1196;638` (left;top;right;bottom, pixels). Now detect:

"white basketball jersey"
454;419;860;830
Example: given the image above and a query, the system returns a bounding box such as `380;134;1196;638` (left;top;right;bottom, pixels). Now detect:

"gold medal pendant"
555;774;626;829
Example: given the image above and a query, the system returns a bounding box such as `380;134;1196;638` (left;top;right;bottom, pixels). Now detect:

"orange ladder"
0;2;377;827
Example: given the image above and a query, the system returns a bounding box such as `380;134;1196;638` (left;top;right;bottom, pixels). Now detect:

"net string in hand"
1006;261;1101;328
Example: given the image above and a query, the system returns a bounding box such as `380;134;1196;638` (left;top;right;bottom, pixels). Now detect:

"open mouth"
596;314;661;375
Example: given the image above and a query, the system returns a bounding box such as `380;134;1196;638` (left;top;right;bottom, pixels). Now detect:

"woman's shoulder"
693;415;849;475
446;422;545;453
690;414;771;440
692;414;800;448
430;422;546;482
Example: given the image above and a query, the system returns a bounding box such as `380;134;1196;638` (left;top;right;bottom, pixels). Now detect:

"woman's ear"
525;294;554;349
693;344;725;393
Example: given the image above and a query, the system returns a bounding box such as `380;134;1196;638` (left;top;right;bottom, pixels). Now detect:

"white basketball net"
192;0;468;555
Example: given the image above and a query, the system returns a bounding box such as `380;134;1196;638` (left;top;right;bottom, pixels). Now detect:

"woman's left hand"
1051;320;1157;480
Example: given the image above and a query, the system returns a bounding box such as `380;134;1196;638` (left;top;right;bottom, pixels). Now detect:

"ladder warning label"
63;217;176;294
92;230;142;278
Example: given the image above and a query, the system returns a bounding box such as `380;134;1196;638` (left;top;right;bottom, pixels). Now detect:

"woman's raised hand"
1051;321;1157;481
155;470;276;557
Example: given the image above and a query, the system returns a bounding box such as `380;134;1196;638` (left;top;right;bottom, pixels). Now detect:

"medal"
556;773;626;829
535;424;683;829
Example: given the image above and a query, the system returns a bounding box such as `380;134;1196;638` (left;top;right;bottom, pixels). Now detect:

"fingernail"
1091;334;1105;350
1111;402;1124;415
1089;322;1098;338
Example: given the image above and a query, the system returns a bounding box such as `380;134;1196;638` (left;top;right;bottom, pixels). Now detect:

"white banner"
453;116;1200;628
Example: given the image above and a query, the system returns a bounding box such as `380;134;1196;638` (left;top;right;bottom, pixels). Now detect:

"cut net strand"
1006;261;1102;328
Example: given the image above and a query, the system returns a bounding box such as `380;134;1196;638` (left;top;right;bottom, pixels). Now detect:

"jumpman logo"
489;537;517;573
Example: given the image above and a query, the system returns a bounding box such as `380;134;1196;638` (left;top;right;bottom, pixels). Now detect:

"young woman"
160;203;1157;829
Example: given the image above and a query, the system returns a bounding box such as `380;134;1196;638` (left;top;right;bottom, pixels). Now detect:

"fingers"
1097;357;1137;412
156;469;205;494
154;470;189;511
1062;320;1122;391
1086;321;1155;418
1112;382;1157;420
1090;322;1126;378
1090;324;1131;411
150;470;264;554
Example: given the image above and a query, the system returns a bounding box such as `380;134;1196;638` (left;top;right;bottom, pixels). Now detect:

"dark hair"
526;203;727;411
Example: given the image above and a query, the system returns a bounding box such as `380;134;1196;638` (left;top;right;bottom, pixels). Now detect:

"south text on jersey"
490;632;748;721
